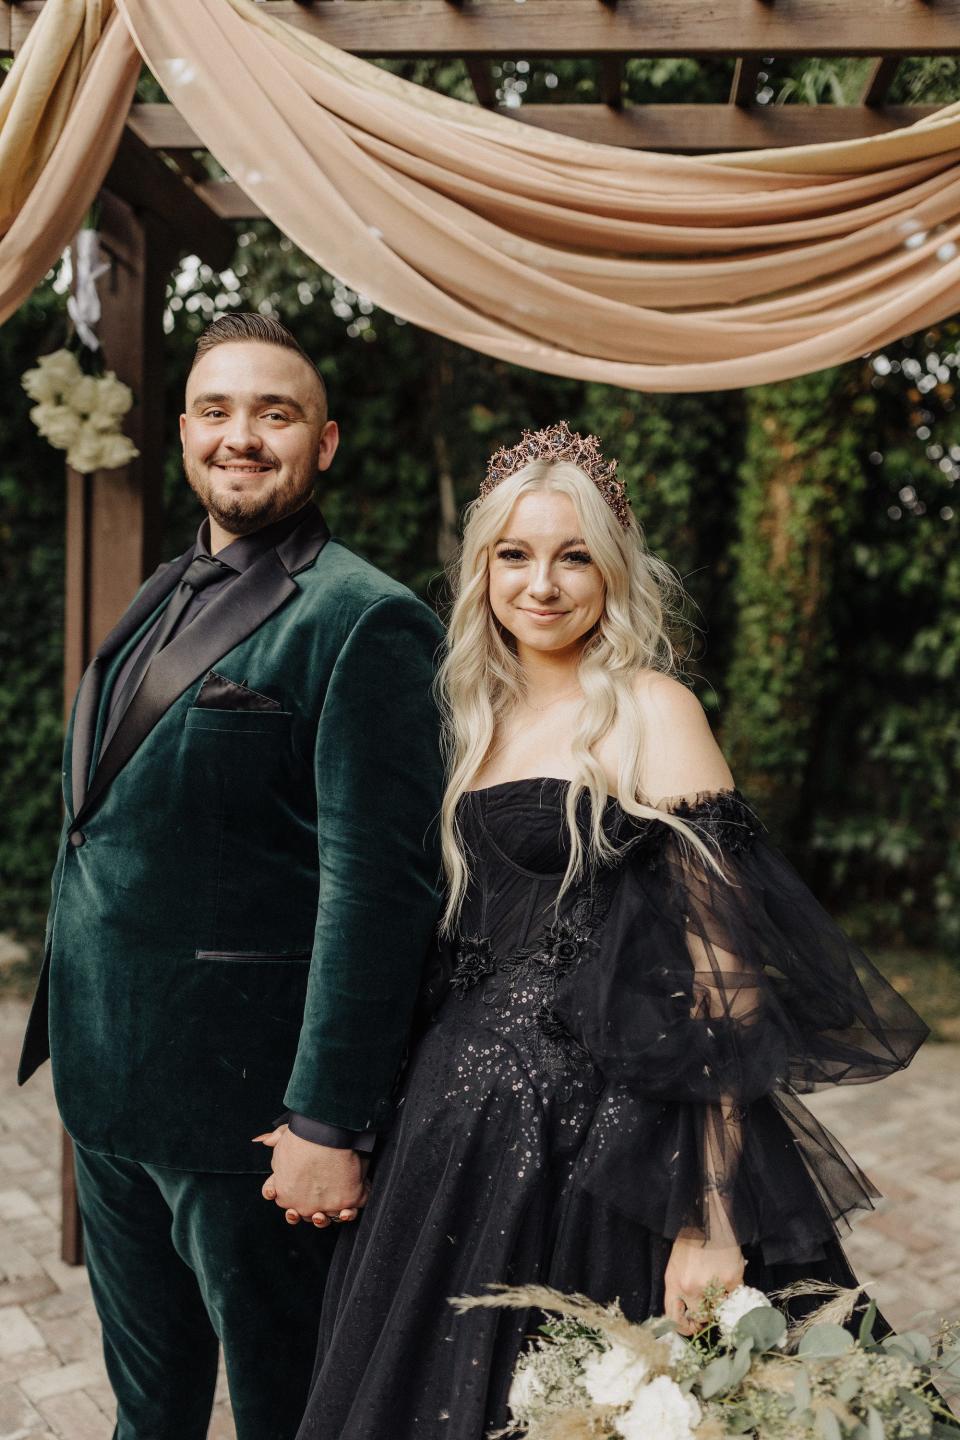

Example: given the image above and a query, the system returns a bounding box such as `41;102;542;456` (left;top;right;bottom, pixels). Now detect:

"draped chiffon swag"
3;0;960;386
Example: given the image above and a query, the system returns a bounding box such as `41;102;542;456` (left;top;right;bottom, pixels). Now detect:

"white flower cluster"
581;1334;700;1440
22;349;139;475
715;1285;772;1338
510;1326;700;1440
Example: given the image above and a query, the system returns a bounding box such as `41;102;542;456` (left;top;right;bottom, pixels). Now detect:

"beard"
184;454;316;536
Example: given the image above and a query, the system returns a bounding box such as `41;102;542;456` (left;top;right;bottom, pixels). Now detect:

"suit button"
69;831;86;848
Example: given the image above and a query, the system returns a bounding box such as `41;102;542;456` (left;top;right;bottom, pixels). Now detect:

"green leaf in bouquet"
896;1331;933;1364
793;1368;812;1413
799;1325;856;1358
858;1300;879;1348
865;1404;885;1440
897;1386;932;1415
733;1306;787;1352
816;1408;843;1440
727;1341;754;1388
835;1375;861;1404
882;1334;926;1364
936;1344;960;1380
727;1406;757;1434
699;1354;736;1399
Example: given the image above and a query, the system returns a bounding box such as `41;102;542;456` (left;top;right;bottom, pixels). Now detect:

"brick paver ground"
0;997;957;1438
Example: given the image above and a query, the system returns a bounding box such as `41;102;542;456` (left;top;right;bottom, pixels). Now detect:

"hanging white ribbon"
66;228;109;351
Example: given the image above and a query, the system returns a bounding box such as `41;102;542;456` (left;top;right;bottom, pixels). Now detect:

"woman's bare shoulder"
631;670;735;804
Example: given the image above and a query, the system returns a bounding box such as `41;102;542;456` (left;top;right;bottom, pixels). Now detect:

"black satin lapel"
95;553;194;663
70;661;102;820
74;550;298;828
68;554;191;819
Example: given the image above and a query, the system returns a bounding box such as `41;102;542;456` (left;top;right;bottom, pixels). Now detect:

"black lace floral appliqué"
450;934;496;993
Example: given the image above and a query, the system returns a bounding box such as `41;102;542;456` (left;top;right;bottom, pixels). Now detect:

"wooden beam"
252;1;960;57
133;101;942;175
0;0;44;55
7;0;960;58
860;56;901;105
730;57;762;106
465;58;496;106
600;56;625;108
106;127;235;271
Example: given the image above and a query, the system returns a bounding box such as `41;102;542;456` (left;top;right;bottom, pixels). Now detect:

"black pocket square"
195;671;282;713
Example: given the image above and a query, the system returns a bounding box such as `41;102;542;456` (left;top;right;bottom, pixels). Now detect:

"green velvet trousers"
74;1145;336;1440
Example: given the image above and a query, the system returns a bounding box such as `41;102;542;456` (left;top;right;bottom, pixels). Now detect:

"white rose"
507;1363;543;1418
616;1376;701;1440
715;1286;773;1339
67;423;109;474
582;1342;651;1409
36;348;83;390
94;372;134;419
22;366;63;404
96;430;139;470
66;375;101;416
29;403;82;450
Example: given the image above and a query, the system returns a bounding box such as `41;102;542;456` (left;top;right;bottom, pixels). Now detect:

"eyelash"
495;548;593;566
201;411;289;421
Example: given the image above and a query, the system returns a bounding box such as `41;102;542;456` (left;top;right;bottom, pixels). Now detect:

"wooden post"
60;192;177;1265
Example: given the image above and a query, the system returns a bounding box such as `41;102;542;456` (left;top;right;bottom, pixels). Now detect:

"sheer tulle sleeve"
550;791;929;1265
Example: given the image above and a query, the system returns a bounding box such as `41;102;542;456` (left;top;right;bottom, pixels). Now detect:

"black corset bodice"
454;777;619;962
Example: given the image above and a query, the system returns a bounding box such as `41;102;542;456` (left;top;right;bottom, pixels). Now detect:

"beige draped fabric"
115;0;960;391
4;0;960;389
0;3;139;328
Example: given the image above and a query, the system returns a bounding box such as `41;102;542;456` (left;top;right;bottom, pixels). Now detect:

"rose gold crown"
480;421;631;529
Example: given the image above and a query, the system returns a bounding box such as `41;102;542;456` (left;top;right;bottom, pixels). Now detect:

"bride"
295;422;927;1439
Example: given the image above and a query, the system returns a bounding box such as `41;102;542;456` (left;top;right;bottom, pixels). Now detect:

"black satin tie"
100;554;232;754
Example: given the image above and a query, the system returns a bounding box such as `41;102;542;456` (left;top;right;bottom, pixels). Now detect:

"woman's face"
487;490;605;655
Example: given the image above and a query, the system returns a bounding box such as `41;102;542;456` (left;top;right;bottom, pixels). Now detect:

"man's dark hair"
193;313;328;419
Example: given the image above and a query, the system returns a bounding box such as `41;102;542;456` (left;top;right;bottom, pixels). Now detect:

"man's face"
180;341;338;536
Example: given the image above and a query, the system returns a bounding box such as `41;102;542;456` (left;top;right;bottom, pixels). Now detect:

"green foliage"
0;283;69;943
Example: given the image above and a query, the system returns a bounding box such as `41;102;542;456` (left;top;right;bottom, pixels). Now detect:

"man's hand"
254;1124;370;1228
663;1237;745;1336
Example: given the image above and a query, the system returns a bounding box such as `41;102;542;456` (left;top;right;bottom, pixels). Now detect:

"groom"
18;314;445;1439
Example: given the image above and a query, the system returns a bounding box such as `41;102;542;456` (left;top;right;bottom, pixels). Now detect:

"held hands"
663;1237;745;1336
254;1124;371;1229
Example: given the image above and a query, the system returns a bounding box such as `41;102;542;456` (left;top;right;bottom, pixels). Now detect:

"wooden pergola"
2;0;959;1263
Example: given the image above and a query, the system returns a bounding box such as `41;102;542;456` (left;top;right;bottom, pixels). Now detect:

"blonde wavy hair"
436;458;722;933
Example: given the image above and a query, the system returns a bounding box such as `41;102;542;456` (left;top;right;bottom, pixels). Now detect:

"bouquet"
453;1280;960;1440
21;348;139;475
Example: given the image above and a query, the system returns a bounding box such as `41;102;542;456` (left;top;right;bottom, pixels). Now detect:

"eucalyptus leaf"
866;1405;885;1440
836;1375;861;1403
898;1331;932;1364
699;1355;736;1400
858;1300;878;1347
799;1325;856;1358
733;1306;787;1352
794;1369;812;1412
816;1408;843;1440
727;1341;754;1387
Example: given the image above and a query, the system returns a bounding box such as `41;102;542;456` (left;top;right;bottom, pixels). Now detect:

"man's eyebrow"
190;392;307;416
257;393;307;416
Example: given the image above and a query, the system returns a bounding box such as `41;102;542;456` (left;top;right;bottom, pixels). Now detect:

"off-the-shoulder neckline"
463;776;743;814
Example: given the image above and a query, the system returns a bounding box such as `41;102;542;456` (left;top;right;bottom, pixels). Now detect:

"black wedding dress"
297;781;928;1440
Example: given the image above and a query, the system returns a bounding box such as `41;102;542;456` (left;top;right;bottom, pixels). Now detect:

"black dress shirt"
105;504;374;1155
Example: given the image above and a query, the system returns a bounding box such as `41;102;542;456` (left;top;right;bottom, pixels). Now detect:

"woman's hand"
663;1237;745;1335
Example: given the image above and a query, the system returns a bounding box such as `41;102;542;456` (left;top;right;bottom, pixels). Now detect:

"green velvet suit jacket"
18;505;445;1172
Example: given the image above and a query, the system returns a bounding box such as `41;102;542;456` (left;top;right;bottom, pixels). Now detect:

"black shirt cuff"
277;1111;377;1153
